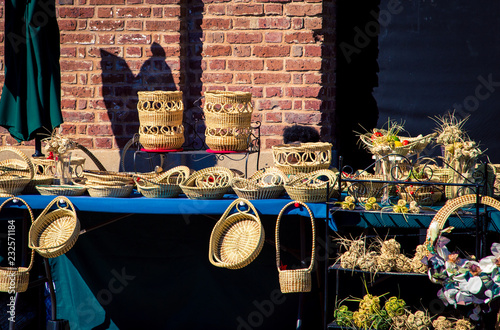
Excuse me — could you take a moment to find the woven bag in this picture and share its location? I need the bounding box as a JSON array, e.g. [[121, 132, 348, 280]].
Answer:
[[0, 198, 35, 293], [209, 198, 265, 269], [29, 196, 80, 258], [275, 201, 316, 293], [137, 91, 185, 150]]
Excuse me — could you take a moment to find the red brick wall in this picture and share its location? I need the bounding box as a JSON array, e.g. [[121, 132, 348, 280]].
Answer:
[[0, 0, 335, 151]]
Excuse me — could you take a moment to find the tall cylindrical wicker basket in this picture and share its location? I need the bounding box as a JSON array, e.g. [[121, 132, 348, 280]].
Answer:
[[203, 91, 253, 151], [137, 91, 185, 150]]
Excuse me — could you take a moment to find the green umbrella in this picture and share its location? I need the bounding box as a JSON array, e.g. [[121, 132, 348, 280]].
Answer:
[[0, 0, 63, 143]]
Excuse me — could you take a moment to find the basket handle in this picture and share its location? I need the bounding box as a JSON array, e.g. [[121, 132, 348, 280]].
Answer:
[[0, 197, 36, 271], [28, 196, 78, 251], [208, 198, 261, 266], [275, 201, 316, 273]]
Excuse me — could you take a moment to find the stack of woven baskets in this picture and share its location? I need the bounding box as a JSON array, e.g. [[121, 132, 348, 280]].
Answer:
[[203, 91, 254, 151], [137, 90, 185, 151], [83, 170, 134, 197], [0, 146, 35, 197]]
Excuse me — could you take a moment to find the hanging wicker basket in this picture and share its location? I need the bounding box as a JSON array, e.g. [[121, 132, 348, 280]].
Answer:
[[134, 166, 191, 198], [180, 166, 234, 199], [29, 196, 80, 258], [137, 90, 185, 150], [209, 198, 265, 269], [0, 198, 35, 293], [203, 91, 254, 151], [276, 201, 316, 293], [272, 142, 332, 175]]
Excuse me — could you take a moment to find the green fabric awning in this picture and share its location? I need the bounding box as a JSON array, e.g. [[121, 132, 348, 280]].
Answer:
[[0, 0, 63, 142]]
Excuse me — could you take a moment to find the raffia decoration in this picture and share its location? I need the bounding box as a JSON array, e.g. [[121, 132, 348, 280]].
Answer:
[[357, 251, 378, 272], [406, 310, 431, 330], [411, 244, 429, 274], [391, 315, 408, 330], [381, 238, 401, 255], [432, 316, 454, 330], [377, 254, 395, 272], [337, 237, 364, 270], [454, 319, 475, 330], [394, 254, 413, 273]]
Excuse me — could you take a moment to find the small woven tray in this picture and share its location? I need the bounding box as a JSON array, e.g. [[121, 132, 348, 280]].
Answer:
[[232, 167, 287, 200], [29, 196, 80, 258], [86, 184, 133, 198], [36, 184, 87, 196], [180, 166, 234, 200], [284, 169, 339, 203], [135, 166, 190, 198], [209, 198, 265, 269], [0, 198, 35, 293]]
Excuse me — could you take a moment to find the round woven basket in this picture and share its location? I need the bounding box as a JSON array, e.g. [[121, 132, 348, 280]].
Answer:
[[209, 198, 265, 269], [137, 90, 185, 150], [0, 147, 35, 196], [134, 166, 190, 198], [203, 91, 253, 151], [29, 196, 80, 258], [272, 142, 332, 175], [180, 166, 234, 200], [284, 169, 339, 203], [0, 198, 35, 293], [276, 201, 316, 293], [232, 167, 287, 200]]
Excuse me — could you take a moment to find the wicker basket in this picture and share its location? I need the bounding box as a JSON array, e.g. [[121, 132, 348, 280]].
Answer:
[[83, 170, 134, 185], [398, 184, 443, 206], [31, 156, 86, 177], [276, 201, 316, 293], [344, 173, 387, 201], [29, 196, 80, 258], [209, 198, 265, 269], [180, 166, 234, 200], [0, 198, 35, 293], [359, 132, 435, 157], [232, 167, 287, 200], [0, 147, 35, 196], [36, 184, 87, 196], [284, 169, 339, 203], [135, 166, 191, 198], [137, 91, 185, 150], [272, 142, 332, 175], [86, 184, 133, 198], [203, 91, 253, 151]]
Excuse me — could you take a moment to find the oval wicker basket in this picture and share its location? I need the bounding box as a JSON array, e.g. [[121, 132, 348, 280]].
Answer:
[[83, 170, 134, 185], [36, 184, 87, 196], [0, 147, 35, 196], [29, 196, 80, 258], [276, 201, 316, 293], [232, 167, 287, 200], [86, 184, 133, 198], [284, 169, 339, 203], [0, 198, 35, 293], [272, 142, 332, 175], [209, 198, 265, 269], [135, 166, 191, 198], [180, 166, 234, 200]]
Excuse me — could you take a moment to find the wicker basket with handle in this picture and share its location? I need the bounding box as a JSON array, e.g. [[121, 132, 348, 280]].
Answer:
[[284, 169, 339, 203], [180, 166, 234, 199], [276, 201, 316, 293], [0, 147, 35, 197], [232, 167, 287, 200], [29, 196, 80, 258], [134, 166, 191, 198], [0, 198, 35, 293], [209, 198, 265, 269]]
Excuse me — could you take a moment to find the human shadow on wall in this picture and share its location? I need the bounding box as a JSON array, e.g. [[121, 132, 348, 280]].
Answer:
[[100, 42, 177, 171]]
